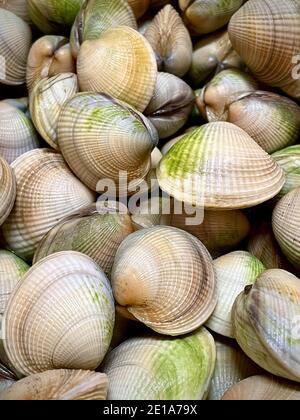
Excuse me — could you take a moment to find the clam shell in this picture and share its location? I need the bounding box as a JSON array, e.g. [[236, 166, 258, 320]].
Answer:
[[111, 226, 216, 336], [128, 0, 150, 18], [272, 145, 300, 200], [206, 251, 265, 338], [0, 370, 108, 400], [157, 122, 285, 209], [102, 328, 216, 400], [228, 0, 300, 99], [1, 149, 96, 261], [0, 0, 30, 23], [0, 157, 16, 227], [273, 187, 300, 271], [222, 375, 300, 400], [33, 202, 134, 276], [0, 9, 31, 85], [232, 269, 300, 382], [3, 251, 115, 376], [77, 26, 157, 112], [144, 5, 192, 77], [57, 93, 158, 193]]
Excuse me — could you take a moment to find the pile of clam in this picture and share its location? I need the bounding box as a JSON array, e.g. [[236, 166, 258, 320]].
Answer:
[[0, 0, 300, 401]]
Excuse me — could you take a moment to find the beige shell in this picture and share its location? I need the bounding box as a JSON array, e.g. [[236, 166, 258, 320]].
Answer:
[[77, 26, 157, 112], [232, 269, 300, 382], [128, 0, 150, 18], [102, 328, 216, 400], [0, 102, 40, 164], [57, 93, 158, 193], [144, 5, 192, 77], [0, 157, 16, 227], [222, 375, 300, 400], [26, 36, 75, 93], [1, 149, 96, 261], [208, 335, 260, 400], [111, 226, 216, 336], [144, 72, 195, 139], [205, 251, 265, 338], [0, 370, 108, 400], [272, 145, 300, 200], [228, 0, 300, 99], [0, 0, 30, 23], [30, 73, 78, 150], [157, 122, 285, 209], [3, 251, 115, 376], [33, 202, 134, 276], [0, 9, 32, 85], [273, 187, 300, 271]]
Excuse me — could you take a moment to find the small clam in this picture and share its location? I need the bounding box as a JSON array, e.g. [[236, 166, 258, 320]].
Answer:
[[30, 73, 79, 150], [102, 328, 216, 400], [0, 9, 32, 86], [0, 370, 108, 400], [144, 5, 192, 77], [0, 101, 40, 163], [0, 157, 16, 227], [111, 226, 216, 336], [144, 72, 195, 139], [232, 269, 300, 382], [77, 26, 157, 112], [222, 375, 300, 400], [34, 202, 134, 276], [157, 122, 285, 209], [206, 251, 265, 338], [272, 145, 300, 200], [58, 93, 158, 193], [3, 251, 115, 376], [0, 0, 30, 23], [1, 149, 96, 261], [128, 0, 150, 18], [273, 187, 300, 271]]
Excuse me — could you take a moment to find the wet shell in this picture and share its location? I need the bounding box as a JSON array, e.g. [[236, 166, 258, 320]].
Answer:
[[272, 145, 300, 200], [0, 9, 32, 85], [111, 226, 217, 336], [232, 269, 300, 382], [205, 251, 265, 338], [0, 370, 108, 400], [102, 328, 216, 400], [3, 252, 115, 376], [157, 122, 285, 209], [228, 0, 300, 99], [144, 5, 192, 77], [77, 26, 157, 112], [1, 149, 96, 261], [0, 157, 16, 227]]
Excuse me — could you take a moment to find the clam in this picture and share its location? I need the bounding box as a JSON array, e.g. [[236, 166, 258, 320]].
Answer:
[[222, 375, 300, 400], [0, 9, 32, 85], [228, 0, 300, 99], [232, 269, 300, 382], [225, 91, 300, 154], [1, 149, 96, 261], [0, 370, 108, 400], [208, 335, 260, 400], [3, 251, 115, 376], [128, 0, 150, 18], [0, 0, 30, 23], [196, 69, 258, 122], [272, 145, 300, 200], [0, 101, 40, 163], [27, 0, 85, 34], [144, 5, 192, 77], [77, 26, 157, 112], [102, 328, 216, 400], [188, 30, 243, 87], [157, 122, 285, 209], [0, 157, 16, 227], [71, 0, 137, 58], [26, 36, 76, 93], [144, 72, 195, 139], [273, 187, 300, 271], [29, 73, 79, 150], [179, 0, 245, 35], [111, 226, 216, 336], [34, 202, 134, 276], [206, 251, 265, 338], [57, 93, 158, 193]]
